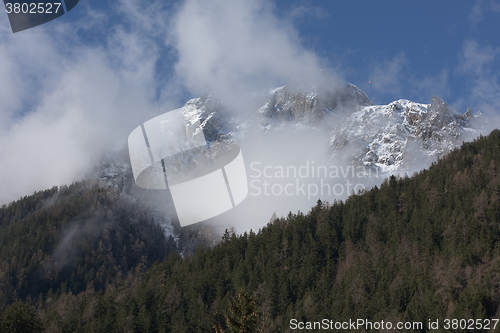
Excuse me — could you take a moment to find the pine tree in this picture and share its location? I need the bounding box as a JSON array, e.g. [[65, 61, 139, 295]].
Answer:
[[214, 290, 263, 333], [0, 301, 44, 333]]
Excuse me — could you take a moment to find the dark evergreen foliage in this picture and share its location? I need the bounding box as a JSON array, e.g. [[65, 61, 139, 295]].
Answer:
[[1, 129, 500, 332], [0, 301, 44, 332], [214, 290, 263, 333], [0, 180, 177, 308]]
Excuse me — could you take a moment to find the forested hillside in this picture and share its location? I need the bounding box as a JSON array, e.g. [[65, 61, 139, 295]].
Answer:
[[1, 130, 500, 332], [0, 180, 177, 308]]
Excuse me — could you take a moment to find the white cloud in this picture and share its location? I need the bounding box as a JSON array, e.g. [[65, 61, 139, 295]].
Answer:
[[470, 0, 500, 26], [458, 39, 499, 76], [170, 0, 332, 110], [457, 39, 500, 116], [368, 53, 451, 104], [369, 53, 407, 97], [0, 15, 164, 204], [287, 3, 329, 23], [409, 69, 450, 103], [0, 0, 336, 206]]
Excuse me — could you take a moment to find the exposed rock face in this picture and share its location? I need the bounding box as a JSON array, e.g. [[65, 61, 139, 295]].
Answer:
[[185, 95, 235, 143], [96, 85, 480, 190], [91, 83, 482, 236], [259, 83, 373, 126], [329, 96, 477, 172]]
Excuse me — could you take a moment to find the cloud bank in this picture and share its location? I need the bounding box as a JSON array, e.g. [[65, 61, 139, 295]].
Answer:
[[368, 53, 450, 104], [0, 4, 166, 204], [2, 0, 496, 235], [0, 0, 333, 206], [457, 39, 500, 115], [171, 0, 328, 105]]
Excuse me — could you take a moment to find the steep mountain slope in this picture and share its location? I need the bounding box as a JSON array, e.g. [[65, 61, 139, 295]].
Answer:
[[90, 82, 482, 237], [0, 180, 177, 307], [175, 85, 478, 173], [97, 82, 479, 186], [25, 129, 500, 332], [259, 83, 373, 126]]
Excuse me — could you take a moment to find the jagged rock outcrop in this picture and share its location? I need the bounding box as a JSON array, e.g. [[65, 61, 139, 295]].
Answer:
[[329, 96, 478, 171], [95, 85, 481, 209], [97, 85, 480, 180], [259, 83, 373, 126]]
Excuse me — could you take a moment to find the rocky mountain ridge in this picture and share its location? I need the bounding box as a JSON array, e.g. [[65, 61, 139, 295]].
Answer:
[[97, 82, 481, 182], [330, 95, 479, 172], [259, 83, 373, 127]]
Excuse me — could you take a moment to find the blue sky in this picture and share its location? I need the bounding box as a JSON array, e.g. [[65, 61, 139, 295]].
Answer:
[[272, 0, 500, 108], [4, 0, 499, 108], [0, 0, 499, 204]]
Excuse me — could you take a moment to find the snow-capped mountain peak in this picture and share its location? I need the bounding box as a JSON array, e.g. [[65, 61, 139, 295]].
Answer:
[[330, 95, 478, 172], [96, 83, 481, 186]]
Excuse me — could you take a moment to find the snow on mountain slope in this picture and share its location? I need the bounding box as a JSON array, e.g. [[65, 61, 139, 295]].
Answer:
[[97, 84, 481, 182], [330, 96, 478, 172], [93, 81, 485, 231], [88, 81, 486, 236]]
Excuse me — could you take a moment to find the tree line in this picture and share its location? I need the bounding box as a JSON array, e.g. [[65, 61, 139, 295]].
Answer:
[[1, 129, 500, 332]]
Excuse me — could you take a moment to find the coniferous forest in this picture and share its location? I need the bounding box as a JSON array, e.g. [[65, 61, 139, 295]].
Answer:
[[1, 129, 500, 332]]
